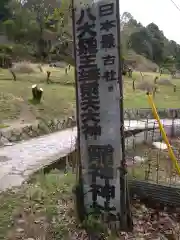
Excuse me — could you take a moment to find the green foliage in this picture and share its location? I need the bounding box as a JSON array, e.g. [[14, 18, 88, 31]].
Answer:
[[2, 0, 180, 70], [0, 0, 11, 20], [0, 0, 72, 61], [121, 13, 180, 71], [82, 214, 106, 234], [0, 171, 77, 239], [0, 44, 12, 54], [0, 43, 32, 60], [2, 19, 16, 37], [0, 46, 12, 68]]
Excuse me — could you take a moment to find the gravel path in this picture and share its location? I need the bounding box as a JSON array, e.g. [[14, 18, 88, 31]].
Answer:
[[0, 119, 179, 192], [0, 127, 76, 191]]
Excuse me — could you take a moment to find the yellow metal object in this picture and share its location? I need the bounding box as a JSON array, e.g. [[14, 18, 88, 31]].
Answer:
[[146, 92, 180, 176]]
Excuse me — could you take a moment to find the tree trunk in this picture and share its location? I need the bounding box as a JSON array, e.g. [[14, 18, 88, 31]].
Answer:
[[32, 85, 43, 103], [32, 84, 38, 100]]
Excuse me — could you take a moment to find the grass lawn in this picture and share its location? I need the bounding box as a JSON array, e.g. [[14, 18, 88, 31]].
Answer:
[[124, 72, 180, 108], [0, 171, 80, 240], [0, 80, 75, 120], [0, 65, 75, 123], [0, 65, 180, 125], [0, 169, 179, 239], [0, 170, 122, 240]]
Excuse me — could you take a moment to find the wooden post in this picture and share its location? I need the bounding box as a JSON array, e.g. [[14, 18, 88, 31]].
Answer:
[[46, 71, 51, 84], [65, 155, 71, 172], [32, 84, 38, 100], [36, 88, 43, 103], [173, 84, 176, 92], [132, 79, 135, 91], [128, 68, 132, 78], [153, 86, 157, 97], [154, 76, 158, 84], [10, 69, 16, 81]]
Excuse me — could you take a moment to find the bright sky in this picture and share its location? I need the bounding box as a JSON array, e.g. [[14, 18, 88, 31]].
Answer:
[[120, 0, 180, 43]]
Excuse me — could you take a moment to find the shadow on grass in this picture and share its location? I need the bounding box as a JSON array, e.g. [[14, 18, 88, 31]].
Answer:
[[28, 98, 41, 105]]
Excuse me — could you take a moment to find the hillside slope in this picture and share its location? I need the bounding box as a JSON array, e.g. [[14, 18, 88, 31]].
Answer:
[[125, 50, 158, 72], [121, 12, 180, 72]]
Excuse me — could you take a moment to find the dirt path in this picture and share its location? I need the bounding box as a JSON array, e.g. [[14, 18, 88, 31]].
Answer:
[[2, 98, 38, 131]]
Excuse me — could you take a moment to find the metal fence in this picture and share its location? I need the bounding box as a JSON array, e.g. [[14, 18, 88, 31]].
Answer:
[[123, 111, 180, 208], [63, 108, 180, 208]]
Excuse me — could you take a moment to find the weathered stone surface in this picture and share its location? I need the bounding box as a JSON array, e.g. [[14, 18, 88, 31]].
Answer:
[[1, 131, 12, 141], [16, 228, 24, 233], [134, 156, 146, 163], [21, 133, 31, 141], [17, 219, 26, 224], [37, 122, 50, 134], [0, 136, 10, 146], [0, 116, 76, 146]]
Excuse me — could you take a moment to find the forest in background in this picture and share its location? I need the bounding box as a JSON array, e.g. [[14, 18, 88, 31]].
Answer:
[[121, 12, 180, 72], [0, 0, 180, 72]]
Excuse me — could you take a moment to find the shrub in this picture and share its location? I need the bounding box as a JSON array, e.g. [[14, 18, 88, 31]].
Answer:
[[0, 44, 12, 54], [0, 53, 12, 68]]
